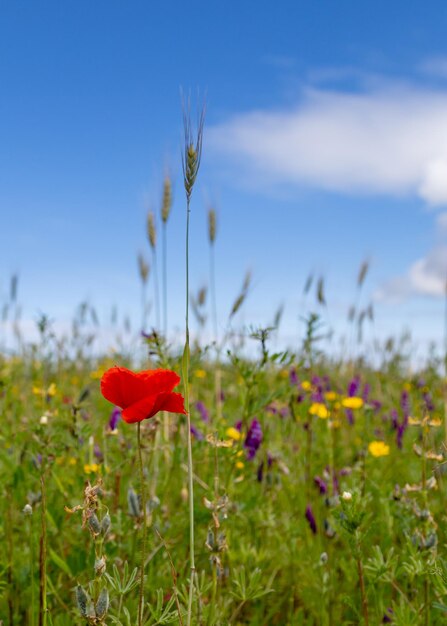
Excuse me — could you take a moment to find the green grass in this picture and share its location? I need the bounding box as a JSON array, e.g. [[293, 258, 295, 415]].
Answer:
[[2, 327, 447, 625]]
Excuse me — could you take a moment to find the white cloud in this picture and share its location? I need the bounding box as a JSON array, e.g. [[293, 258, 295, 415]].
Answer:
[[209, 85, 447, 205], [377, 244, 447, 301]]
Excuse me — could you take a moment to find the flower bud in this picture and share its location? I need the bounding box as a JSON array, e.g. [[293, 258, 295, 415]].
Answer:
[[23, 503, 33, 516], [342, 491, 352, 501]]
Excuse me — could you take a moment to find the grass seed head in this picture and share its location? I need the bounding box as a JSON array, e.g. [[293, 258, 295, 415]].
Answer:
[[138, 253, 150, 284], [208, 208, 217, 244], [161, 175, 172, 223], [147, 211, 156, 249], [182, 95, 205, 202]]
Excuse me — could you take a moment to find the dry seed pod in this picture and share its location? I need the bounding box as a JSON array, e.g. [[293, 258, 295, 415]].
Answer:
[[95, 588, 109, 618], [95, 555, 107, 577], [76, 585, 89, 617], [127, 487, 140, 517], [100, 513, 111, 536], [88, 512, 101, 536]]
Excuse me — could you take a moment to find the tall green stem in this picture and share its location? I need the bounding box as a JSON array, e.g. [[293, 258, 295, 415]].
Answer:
[[137, 422, 147, 626], [39, 473, 47, 626], [152, 248, 161, 331], [185, 195, 195, 626], [162, 221, 168, 337]]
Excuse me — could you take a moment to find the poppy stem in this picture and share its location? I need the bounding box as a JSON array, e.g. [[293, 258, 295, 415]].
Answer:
[[137, 422, 147, 626]]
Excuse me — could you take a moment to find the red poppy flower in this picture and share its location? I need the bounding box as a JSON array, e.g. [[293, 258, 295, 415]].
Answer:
[[100, 366, 187, 424]]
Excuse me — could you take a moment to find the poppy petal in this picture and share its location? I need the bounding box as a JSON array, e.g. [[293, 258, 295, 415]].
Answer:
[[122, 392, 187, 424], [151, 391, 187, 416], [122, 395, 157, 424], [137, 369, 181, 393], [100, 367, 148, 408]]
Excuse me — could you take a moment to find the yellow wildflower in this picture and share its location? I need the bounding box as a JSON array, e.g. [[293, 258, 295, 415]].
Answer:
[[408, 417, 420, 426], [84, 463, 100, 474], [47, 383, 57, 397], [429, 418, 441, 427], [235, 461, 245, 469], [226, 427, 242, 441], [301, 380, 311, 391], [325, 391, 337, 401], [195, 369, 207, 379], [342, 397, 364, 410], [368, 441, 390, 457], [309, 403, 329, 419], [68, 457, 78, 466]]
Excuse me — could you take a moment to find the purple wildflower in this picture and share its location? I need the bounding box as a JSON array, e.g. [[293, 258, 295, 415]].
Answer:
[[109, 406, 121, 431], [345, 408, 354, 425], [289, 367, 299, 386], [400, 390, 410, 417], [195, 401, 209, 423], [322, 375, 331, 391], [305, 504, 317, 534], [362, 383, 370, 403], [235, 420, 242, 432], [244, 419, 263, 460], [371, 399, 382, 412], [396, 417, 408, 450], [257, 453, 274, 482], [190, 424, 204, 441], [423, 391, 434, 412], [314, 476, 328, 494], [94, 444, 103, 461], [348, 376, 361, 397], [311, 375, 324, 403], [390, 409, 399, 430]]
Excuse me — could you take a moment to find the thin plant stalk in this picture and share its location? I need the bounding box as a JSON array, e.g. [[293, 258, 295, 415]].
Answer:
[[184, 194, 195, 625], [209, 215, 222, 422], [357, 553, 369, 626], [162, 220, 168, 337], [152, 248, 161, 331], [137, 422, 147, 626], [29, 512, 36, 626], [181, 95, 204, 626], [39, 473, 47, 626]]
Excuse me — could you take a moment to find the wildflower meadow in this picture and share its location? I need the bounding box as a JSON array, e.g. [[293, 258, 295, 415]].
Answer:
[[3, 111, 447, 626]]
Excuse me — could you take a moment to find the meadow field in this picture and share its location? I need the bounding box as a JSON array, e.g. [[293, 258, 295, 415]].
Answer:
[[3, 121, 447, 626]]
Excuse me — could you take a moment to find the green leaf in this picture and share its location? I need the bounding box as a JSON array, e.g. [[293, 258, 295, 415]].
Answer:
[[49, 548, 72, 577]]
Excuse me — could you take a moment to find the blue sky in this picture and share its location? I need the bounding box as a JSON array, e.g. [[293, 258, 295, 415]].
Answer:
[[2, 1, 447, 357]]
